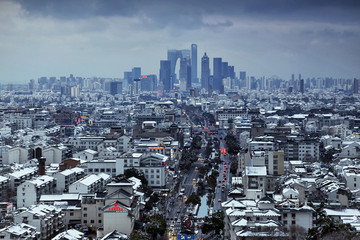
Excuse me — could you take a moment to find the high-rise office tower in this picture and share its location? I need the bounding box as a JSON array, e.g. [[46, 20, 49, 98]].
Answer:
[[221, 62, 229, 79], [213, 58, 222, 92], [240, 71, 246, 81], [110, 81, 123, 95], [134, 78, 141, 95], [179, 55, 191, 89], [167, 49, 190, 84], [228, 66, 235, 79], [124, 71, 132, 89], [191, 44, 197, 84], [130, 67, 141, 86], [160, 60, 171, 91], [140, 74, 157, 91], [201, 52, 210, 90], [186, 63, 192, 90], [354, 78, 359, 94], [300, 79, 304, 93]]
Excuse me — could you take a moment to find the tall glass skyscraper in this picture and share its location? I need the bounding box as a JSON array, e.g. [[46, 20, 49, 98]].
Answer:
[[160, 60, 171, 91], [213, 57, 222, 92], [191, 44, 197, 84], [201, 52, 210, 90]]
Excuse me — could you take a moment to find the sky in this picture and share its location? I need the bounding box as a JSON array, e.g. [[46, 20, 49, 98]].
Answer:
[[0, 0, 360, 84]]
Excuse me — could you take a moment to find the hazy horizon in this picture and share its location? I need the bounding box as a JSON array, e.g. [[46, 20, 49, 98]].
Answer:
[[1, 0, 360, 84]]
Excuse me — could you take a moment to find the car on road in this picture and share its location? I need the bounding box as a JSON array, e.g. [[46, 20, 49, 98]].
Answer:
[[218, 199, 222, 202]]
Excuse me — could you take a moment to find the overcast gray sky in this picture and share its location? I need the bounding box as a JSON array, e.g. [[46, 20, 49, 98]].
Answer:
[[1, 0, 360, 84]]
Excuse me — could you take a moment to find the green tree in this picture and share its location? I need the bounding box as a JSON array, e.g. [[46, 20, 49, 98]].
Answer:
[[307, 204, 358, 240], [130, 230, 152, 240], [122, 168, 148, 186], [144, 214, 167, 240], [230, 161, 238, 175], [186, 193, 201, 205], [225, 133, 240, 155], [201, 212, 224, 235], [206, 170, 219, 192], [179, 150, 197, 170], [191, 135, 202, 150]]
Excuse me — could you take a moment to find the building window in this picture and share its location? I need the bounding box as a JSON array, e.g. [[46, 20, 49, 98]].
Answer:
[[83, 214, 87, 217], [292, 220, 296, 225], [283, 220, 287, 225], [283, 213, 287, 218], [84, 220, 87, 224], [98, 213, 102, 217], [70, 212, 74, 216], [91, 220, 94, 223], [84, 207, 87, 211], [99, 220, 102, 223], [292, 213, 296, 218]]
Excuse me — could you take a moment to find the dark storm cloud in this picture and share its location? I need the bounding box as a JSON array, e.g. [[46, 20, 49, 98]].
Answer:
[[13, 0, 360, 30]]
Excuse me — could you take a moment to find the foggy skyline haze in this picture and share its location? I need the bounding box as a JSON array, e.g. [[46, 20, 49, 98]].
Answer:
[[0, 0, 360, 84]]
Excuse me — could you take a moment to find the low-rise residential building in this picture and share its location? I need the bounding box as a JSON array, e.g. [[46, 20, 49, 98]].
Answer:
[[242, 166, 267, 200], [0, 223, 39, 239], [53, 167, 85, 193], [17, 175, 56, 207], [13, 204, 65, 240], [52, 229, 86, 240], [8, 167, 37, 189], [83, 159, 122, 178], [68, 174, 110, 194]]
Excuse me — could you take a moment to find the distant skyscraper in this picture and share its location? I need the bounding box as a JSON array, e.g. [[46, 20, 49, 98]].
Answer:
[[240, 71, 246, 81], [130, 67, 141, 86], [213, 58, 222, 92], [186, 63, 192, 90], [354, 78, 359, 94], [124, 71, 132, 89], [221, 62, 229, 79], [134, 78, 141, 95], [179, 55, 192, 90], [191, 44, 197, 84], [140, 74, 157, 91], [167, 49, 190, 83], [300, 79, 304, 93], [228, 66, 235, 79], [201, 52, 210, 90], [160, 60, 171, 91], [110, 81, 122, 95]]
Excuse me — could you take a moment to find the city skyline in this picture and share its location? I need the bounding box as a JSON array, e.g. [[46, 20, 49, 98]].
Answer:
[[0, 0, 360, 84]]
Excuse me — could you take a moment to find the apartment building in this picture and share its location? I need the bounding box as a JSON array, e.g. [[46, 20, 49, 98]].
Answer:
[[17, 175, 56, 207]]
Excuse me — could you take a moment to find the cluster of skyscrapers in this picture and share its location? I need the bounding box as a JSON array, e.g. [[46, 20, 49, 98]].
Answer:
[[159, 43, 236, 94]]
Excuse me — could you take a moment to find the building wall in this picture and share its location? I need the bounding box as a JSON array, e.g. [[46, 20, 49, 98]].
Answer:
[[43, 148, 62, 165], [103, 210, 133, 236], [82, 199, 104, 229], [8, 147, 29, 164], [17, 183, 37, 207]]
